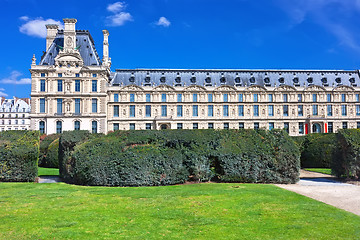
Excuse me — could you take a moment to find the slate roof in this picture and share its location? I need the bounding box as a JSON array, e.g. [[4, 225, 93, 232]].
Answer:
[[111, 69, 360, 89], [40, 30, 101, 66]]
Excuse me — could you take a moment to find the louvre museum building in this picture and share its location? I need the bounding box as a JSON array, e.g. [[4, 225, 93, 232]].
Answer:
[[30, 19, 360, 136]]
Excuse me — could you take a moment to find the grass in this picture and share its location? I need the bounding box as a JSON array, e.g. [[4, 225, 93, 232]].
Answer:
[[304, 168, 332, 175], [1, 183, 360, 239], [38, 167, 59, 177]]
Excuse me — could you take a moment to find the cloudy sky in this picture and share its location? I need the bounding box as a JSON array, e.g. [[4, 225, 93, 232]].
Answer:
[[1, 0, 360, 98]]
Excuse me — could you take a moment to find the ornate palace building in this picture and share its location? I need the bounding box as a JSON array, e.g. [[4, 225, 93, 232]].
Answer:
[[30, 19, 360, 136]]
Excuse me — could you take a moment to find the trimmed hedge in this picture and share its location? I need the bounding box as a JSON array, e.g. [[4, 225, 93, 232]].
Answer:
[[293, 134, 337, 168], [39, 134, 60, 168], [61, 129, 300, 186], [333, 129, 360, 179], [0, 131, 40, 182]]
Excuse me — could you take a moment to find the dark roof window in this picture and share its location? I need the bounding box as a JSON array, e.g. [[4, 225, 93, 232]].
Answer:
[[220, 77, 226, 84], [160, 76, 166, 83], [279, 77, 285, 84], [264, 77, 270, 84], [293, 77, 299, 83], [175, 76, 181, 83], [145, 76, 151, 83], [129, 76, 135, 83], [190, 76, 196, 84], [335, 77, 342, 83], [321, 77, 327, 84], [249, 77, 255, 84], [349, 77, 355, 84], [307, 77, 313, 83], [235, 77, 241, 83], [205, 77, 211, 83]]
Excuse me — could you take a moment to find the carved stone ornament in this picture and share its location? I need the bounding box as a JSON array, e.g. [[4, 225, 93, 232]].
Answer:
[[66, 37, 73, 47]]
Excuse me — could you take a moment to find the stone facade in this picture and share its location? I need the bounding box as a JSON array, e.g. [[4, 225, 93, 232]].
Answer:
[[0, 97, 31, 131], [30, 19, 360, 136]]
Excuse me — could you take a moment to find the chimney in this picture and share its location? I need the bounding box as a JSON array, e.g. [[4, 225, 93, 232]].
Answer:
[[45, 24, 59, 51], [63, 18, 77, 51], [102, 30, 110, 66]]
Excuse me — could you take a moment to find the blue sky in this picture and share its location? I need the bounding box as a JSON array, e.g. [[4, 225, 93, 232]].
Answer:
[[1, 0, 360, 98]]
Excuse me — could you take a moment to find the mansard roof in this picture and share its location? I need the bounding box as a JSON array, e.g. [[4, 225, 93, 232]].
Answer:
[[110, 69, 360, 89], [0, 98, 30, 113], [40, 30, 101, 66]]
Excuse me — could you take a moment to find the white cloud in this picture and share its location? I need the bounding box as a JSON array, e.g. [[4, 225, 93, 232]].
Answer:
[[156, 17, 171, 27], [19, 17, 63, 38], [0, 71, 31, 85], [106, 12, 133, 26], [106, 1, 133, 26], [0, 88, 8, 97], [107, 2, 125, 13]]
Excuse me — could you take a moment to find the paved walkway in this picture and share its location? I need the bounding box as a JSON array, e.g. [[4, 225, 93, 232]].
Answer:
[[38, 176, 62, 183], [276, 170, 360, 216]]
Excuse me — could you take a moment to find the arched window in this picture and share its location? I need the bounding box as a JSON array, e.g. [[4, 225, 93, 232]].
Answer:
[[56, 121, 62, 134], [74, 121, 80, 130], [39, 121, 45, 134], [92, 121, 97, 133]]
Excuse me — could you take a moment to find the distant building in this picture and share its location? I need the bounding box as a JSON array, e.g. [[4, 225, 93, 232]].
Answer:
[[30, 18, 360, 136], [0, 97, 31, 131]]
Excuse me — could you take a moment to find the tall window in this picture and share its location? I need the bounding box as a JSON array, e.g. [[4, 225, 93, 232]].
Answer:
[[239, 122, 244, 129], [224, 123, 229, 129], [92, 121, 97, 133], [57, 80, 63, 92], [343, 122, 348, 129], [56, 121, 62, 134], [239, 105, 244, 116], [254, 122, 259, 129], [41, 73, 46, 77], [130, 93, 135, 102], [254, 94, 258, 102], [356, 94, 360, 102], [113, 123, 119, 131], [298, 94, 302, 102], [146, 105, 151, 117], [57, 99, 63, 114], [327, 94, 332, 102], [283, 94, 288, 102], [39, 121, 45, 134], [356, 105, 360, 116], [208, 123, 214, 129], [223, 105, 229, 117], [113, 105, 119, 117], [268, 94, 273, 102], [328, 122, 333, 133], [341, 94, 346, 102], [92, 80, 97, 92], [161, 94, 167, 102], [298, 105, 303, 116], [342, 105, 347, 116], [114, 94, 119, 102], [357, 122, 360, 129], [146, 94, 151, 102], [284, 122, 289, 133], [208, 105, 214, 117], [40, 80, 45, 92], [177, 123, 183, 129], [299, 123, 304, 134], [238, 94, 243, 102], [177, 105, 183, 117], [177, 94, 182, 102], [268, 105, 274, 116], [75, 80, 80, 92], [146, 123, 152, 130], [327, 105, 333, 116], [92, 99, 97, 113], [208, 94, 213, 102], [161, 105, 167, 117], [254, 105, 259, 116], [193, 93, 198, 102], [75, 99, 80, 114], [74, 121, 80, 130], [283, 105, 288, 116], [312, 94, 317, 102], [193, 105, 198, 117], [129, 123, 135, 130], [223, 94, 228, 102], [193, 123, 198, 129], [313, 105, 318, 116], [130, 105, 135, 117], [40, 98, 45, 113], [269, 122, 274, 131], [92, 74, 97, 78]]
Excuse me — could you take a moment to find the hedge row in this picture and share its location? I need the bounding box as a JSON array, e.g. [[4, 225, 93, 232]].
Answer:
[[39, 134, 60, 168], [0, 131, 40, 182], [59, 129, 300, 186]]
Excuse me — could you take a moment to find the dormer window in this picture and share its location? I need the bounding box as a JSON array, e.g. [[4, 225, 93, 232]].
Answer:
[[249, 77, 255, 84], [293, 77, 299, 84], [264, 77, 270, 84], [175, 76, 181, 83], [190, 76, 196, 84], [307, 77, 313, 84], [235, 77, 241, 83], [335, 77, 342, 84], [145, 76, 150, 83], [160, 76, 166, 83], [279, 77, 285, 84], [349, 77, 356, 84], [205, 77, 211, 83], [321, 77, 327, 84], [129, 76, 135, 83]]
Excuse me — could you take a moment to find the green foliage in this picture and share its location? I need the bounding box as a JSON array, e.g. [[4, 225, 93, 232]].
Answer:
[[43, 138, 59, 168], [293, 133, 336, 168], [38, 134, 60, 167], [0, 130, 40, 182], [62, 129, 300, 186], [333, 129, 360, 179]]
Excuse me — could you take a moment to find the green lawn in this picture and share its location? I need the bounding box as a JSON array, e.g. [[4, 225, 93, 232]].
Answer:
[[0, 183, 359, 240], [38, 167, 59, 177], [304, 168, 332, 175]]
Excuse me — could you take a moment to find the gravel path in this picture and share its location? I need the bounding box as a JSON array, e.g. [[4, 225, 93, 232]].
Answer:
[[276, 170, 360, 216], [37, 176, 62, 183]]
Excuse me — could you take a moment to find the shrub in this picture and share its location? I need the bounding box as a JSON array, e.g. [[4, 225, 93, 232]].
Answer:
[[38, 134, 60, 167], [332, 129, 360, 179], [0, 131, 40, 182], [296, 134, 337, 168], [62, 129, 300, 186]]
